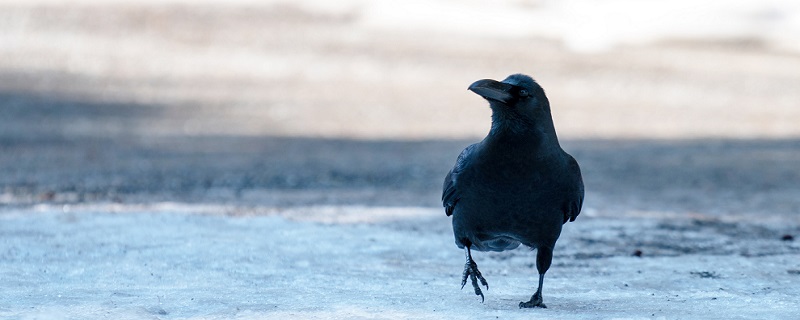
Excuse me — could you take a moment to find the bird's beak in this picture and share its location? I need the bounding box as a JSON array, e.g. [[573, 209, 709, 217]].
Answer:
[[468, 79, 514, 104]]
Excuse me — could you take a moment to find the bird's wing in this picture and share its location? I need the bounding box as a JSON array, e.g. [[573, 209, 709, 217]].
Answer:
[[564, 153, 584, 223], [443, 143, 478, 216]]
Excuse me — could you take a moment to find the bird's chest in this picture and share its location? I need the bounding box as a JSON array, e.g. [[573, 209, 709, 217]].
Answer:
[[463, 162, 559, 203], [471, 153, 554, 184]]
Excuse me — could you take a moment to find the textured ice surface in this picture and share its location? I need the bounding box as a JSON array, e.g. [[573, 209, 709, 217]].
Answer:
[[2, 205, 799, 319]]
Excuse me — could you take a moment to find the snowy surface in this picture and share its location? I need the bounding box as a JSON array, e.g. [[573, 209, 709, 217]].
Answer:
[[2, 204, 799, 319], [4, 0, 799, 54], [3, 1, 800, 140]]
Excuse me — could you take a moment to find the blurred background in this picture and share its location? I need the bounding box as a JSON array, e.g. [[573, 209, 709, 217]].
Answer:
[[2, 0, 799, 219]]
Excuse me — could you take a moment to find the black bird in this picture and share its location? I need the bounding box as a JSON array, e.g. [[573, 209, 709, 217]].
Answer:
[[442, 74, 584, 308]]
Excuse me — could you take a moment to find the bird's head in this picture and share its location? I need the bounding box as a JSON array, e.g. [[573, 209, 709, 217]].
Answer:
[[468, 74, 552, 134], [468, 74, 547, 111]]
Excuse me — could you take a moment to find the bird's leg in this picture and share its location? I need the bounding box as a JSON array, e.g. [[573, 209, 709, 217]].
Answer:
[[461, 245, 489, 302], [519, 246, 552, 308], [519, 274, 546, 308]]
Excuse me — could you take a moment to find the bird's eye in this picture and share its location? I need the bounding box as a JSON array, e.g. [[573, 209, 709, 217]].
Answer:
[[518, 89, 529, 97]]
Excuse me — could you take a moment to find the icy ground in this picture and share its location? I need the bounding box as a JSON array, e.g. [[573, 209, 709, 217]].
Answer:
[[2, 204, 799, 319]]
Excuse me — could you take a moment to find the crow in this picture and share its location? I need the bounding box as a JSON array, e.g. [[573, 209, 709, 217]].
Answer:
[[442, 74, 584, 308]]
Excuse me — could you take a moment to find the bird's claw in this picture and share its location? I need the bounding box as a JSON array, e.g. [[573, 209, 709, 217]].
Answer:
[[461, 259, 488, 302], [519, 292, 546, 309]]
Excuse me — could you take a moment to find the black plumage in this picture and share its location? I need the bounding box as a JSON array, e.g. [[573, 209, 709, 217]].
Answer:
[[443, 74, 584, 308]]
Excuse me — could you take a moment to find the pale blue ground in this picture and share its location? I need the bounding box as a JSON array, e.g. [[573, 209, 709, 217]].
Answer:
[[2, 205, 799, 319]]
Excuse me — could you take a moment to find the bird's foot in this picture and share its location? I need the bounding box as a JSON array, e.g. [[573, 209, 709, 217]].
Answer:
[[461, 259, 489, 302], [519, 292, 546, 309]]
